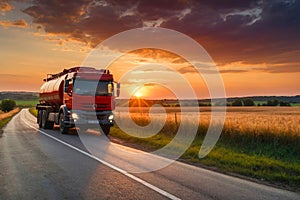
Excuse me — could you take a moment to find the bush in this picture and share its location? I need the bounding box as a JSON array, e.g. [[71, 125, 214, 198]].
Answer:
[[243, 99, 255, 106], [279, 101, 291, 106], [0, 99, 16, 112], [232, 99, 243, 106], [267, 99, 279, 106]]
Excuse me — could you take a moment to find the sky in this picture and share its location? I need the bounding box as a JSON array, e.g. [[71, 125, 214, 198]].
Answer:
[[0, 0, 299, 99]]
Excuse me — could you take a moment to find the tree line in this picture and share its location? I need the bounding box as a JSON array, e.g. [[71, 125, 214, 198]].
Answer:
[[230, 99, 291, 107]]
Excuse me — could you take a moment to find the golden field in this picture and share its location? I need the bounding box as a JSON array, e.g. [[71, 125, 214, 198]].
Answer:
[[115, 106, 300, 138]]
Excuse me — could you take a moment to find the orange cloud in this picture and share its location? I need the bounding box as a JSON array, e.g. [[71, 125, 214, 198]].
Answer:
[[0, 1, 13, 16], [217, 61, 300, 74], [0, 19, 28, 28]]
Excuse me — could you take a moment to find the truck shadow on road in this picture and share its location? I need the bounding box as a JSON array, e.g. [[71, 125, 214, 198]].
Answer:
[[51, 125, 106, 137]]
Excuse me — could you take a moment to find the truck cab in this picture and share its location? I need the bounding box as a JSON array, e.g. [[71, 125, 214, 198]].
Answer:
[[36, 67, 119, 135]]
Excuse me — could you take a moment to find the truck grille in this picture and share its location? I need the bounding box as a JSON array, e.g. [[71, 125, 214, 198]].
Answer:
[[82, 103, 109, 109], [84, 114, 107, 120]]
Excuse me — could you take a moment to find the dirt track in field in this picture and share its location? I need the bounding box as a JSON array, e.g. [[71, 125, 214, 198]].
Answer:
[[0, 108, 20, 121]]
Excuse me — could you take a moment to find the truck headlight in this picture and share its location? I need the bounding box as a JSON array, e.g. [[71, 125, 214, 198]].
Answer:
[[108, 115, 114, 120], [72, 113, 79, 120]]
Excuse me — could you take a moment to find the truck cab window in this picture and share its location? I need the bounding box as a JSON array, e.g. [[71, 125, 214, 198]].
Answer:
[[96, 81, 114, 96], [74, 79, 113, 96], [108, 82, 113, 96]]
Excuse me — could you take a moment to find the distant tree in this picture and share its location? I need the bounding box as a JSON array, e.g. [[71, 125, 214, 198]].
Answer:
[[257, 103, 261, 106], [266, 100, 272, 106], [279, 101, 291, 106], [232, 99, 243, 106], [0, 99, 16, 112], [243, 99, 255, 106], [273, 99, 279, 106], [266, 99, 279, 106], [199, 102, 211, 106], [214, 100, 227, 106]]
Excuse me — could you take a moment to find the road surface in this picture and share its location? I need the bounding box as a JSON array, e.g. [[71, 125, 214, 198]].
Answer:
[[0, 109, 299, 199]]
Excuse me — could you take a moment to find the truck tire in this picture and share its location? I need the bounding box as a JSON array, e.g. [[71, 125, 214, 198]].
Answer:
[[59, 112, 69, 134], [38, 110, 43, 128], [100, 125, 110, 136], [42, 110, 54, 129]]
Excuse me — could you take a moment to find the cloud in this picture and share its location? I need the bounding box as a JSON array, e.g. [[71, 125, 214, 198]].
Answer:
[[221, 7, 263, 26], [19, 0, 300, 74], [173, 60, 300, 75], [22, 0, 193, 46], [0, 1, 13, 16], [217, 61, 300, 74], [177, 8, 191, 20], [0, 73, 31, 78], [0, 19, 28, 28], [163, 0, 300, 65], [260, 63, 300, 73], [144, 83, 156, 87], [143, 18, 165, 27], [219, 69, 249, 73], [118, 3, 138, 18]]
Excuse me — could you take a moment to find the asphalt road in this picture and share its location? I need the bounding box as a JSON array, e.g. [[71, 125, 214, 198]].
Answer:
[[0, 109, 299, 200]]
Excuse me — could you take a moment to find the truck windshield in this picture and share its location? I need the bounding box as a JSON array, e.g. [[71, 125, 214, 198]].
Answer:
[[73, 80, 114, 96]]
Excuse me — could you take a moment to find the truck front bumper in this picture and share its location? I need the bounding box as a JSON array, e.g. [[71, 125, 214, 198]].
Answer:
[[66, 110, 114, 128]]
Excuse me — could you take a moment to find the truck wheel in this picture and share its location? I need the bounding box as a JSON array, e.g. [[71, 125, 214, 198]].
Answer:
[[47, 121, 54, 129], [42, 110, 54, 129], [100, 125, 110, 136], [38, 110, 43, 128], [59, 113, 69, 134]]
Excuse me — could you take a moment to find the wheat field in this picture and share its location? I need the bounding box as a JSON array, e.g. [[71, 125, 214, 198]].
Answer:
[[115, 107, 300, 142]]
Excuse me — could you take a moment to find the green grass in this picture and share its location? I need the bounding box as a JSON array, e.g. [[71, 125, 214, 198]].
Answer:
[[29, 107, 38, 117], [15, 100, 38, 108], [199, 146, 300, 186], [254, 100, 267, 105], [0, 99, 38, 108], [0, 116, 14, 129], [0, 110, 20, 129], [110, 123, 300, 189]]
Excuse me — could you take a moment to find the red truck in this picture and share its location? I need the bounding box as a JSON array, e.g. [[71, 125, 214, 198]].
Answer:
[[36, 67, 119, 135]]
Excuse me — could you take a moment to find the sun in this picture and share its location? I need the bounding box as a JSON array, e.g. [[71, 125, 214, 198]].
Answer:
[[134, 92, 142, 98]]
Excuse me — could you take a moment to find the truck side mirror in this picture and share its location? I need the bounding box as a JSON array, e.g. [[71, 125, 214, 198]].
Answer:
[[116, 83, 120, 97], [64, 80, 69, 92], [64, 79, 73, 96]]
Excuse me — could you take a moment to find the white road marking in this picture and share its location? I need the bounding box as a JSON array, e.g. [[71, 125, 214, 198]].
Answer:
[[21, 109, 180, 200]]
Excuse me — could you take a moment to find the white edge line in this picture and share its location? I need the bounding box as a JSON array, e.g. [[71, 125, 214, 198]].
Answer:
[[21, 109, 180, 200]]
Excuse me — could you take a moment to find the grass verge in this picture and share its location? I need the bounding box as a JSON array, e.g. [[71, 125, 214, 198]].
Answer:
[[0, 116, 15, 130], [110, 125, 300, 191], [29, 107, 38, 117], [0, 108, 20, 130]]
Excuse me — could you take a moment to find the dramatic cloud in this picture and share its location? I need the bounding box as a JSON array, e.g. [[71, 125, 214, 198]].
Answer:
[[0, 19, 28, 28], [21, 0, 300, 72], [218, 61, 300, 74]]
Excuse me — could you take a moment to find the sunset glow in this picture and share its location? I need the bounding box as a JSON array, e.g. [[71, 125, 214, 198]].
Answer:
[[134, 92, 142, 98], [0, 1, 299, 98]]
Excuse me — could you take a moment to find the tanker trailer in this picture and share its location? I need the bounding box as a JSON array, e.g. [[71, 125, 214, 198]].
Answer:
[[36, 67, 120, 135]]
